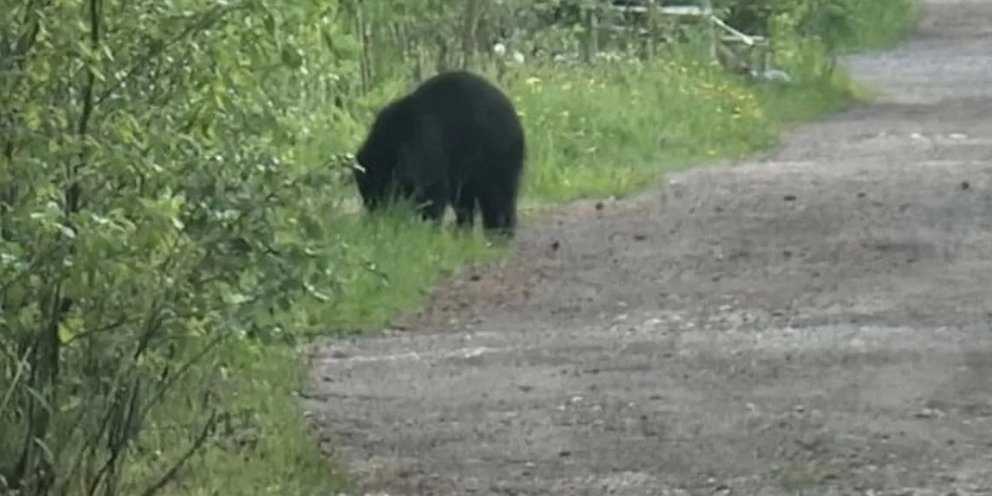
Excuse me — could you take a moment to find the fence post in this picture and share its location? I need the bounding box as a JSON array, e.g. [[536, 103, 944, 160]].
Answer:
[[702, 0, 718, 63], [356, 2, 371, 94], [461, 0, 481, 69], [646, 0, 658, 60], [582, 4, 599, 64]]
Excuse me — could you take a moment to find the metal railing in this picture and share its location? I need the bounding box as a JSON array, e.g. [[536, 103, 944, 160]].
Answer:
[[579, 0, 775, 76]]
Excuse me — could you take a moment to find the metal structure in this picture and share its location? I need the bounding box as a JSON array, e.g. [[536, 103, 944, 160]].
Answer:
[[581, 0, 774, 75]]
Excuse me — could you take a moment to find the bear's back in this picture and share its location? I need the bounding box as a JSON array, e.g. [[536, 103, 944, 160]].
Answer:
[[408, 71, 524, 159]]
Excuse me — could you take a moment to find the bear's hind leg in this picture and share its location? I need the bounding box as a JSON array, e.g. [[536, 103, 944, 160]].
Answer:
[[452, 183, 477, 230]]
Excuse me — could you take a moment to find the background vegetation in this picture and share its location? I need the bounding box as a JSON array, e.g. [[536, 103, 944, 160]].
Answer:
[[1, 0, 917, 494]]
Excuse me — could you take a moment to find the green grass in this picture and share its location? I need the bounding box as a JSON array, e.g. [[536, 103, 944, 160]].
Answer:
[[507, 55, 778, 202], [755, 67, 862, 124], [149, 2, 920, 494], [116, 212, 501, 495], [504, 54, 854, 204], [302, 209, 502, 333], [146, 343, 352, 495], [842, 0, 922, 51]]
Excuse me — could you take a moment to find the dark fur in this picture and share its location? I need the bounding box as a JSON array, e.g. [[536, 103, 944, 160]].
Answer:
[[354, 71, 526, 236]]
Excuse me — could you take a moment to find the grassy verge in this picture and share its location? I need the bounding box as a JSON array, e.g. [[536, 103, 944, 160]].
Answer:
[[161, 1, 919, 494], [299, 211, 501, 333], [510, 55, 777, 202], [504, 57, 855, 204], [145, 343, 351, 495], [143, 214, 498, 495], [843, 0, 922, 51]]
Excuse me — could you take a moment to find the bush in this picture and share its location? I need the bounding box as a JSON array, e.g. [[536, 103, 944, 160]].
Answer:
[[1, 1, 355, 493], [716, 0, 919, 50]]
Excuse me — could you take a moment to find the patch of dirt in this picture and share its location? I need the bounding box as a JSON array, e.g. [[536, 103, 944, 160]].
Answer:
[[306, 1, 992, 494]]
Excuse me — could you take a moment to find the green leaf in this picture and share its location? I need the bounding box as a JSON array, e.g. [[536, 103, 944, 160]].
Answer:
[[321, 28, 335, 52], [263, 11, 277, 36], [224, 291, 251, 305], [280, 45, 303, 69], [58, 316, 83, 344]]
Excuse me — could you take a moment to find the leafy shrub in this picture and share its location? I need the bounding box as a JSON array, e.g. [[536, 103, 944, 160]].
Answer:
[[1, 1, 355, 493]]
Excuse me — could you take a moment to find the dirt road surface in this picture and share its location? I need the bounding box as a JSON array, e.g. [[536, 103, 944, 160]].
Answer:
[[306, 1, 992, 494]]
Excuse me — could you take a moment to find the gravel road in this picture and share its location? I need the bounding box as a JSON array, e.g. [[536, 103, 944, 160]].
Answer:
[[306, 2, 992, 494]]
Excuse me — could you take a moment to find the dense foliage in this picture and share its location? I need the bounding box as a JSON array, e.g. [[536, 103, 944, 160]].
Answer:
[[1, 0, 917, 494], [1, 1, 356, 493]]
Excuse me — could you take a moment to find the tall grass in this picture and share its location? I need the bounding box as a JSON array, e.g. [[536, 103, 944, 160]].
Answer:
[[842, 0, 921, 51], [127, 210, 499, 495], [145, 343, 351, 495], [507, 55, 776, 202], [300, 211, 500, 333]]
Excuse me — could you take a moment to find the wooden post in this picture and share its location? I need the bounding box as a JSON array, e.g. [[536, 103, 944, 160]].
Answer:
[[646, 0, 658, 60], [761, 41, 772, 74], [582, 4, 599, 64], [356, 3, 371, 94], [702, 0, 717, 63], [461, 0, 481, 69]]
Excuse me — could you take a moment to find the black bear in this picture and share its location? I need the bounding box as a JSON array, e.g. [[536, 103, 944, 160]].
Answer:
[[354, 70, 526, 237]]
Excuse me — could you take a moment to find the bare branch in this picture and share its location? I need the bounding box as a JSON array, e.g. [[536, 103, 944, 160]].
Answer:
[[139, 410, 219, 496]]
